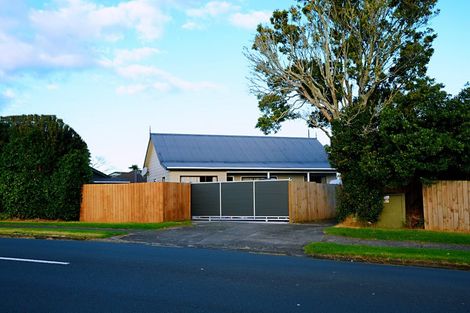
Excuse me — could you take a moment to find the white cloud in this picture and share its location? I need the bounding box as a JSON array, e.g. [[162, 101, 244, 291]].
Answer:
[[168, 77, 219, 92], [0, 32, 35, 71], [116, 64, 221, 92], [185, 3, 270, 30], [153, 82, 172, 92], [46, 84, 59, 90], [38, 52, 89, 67], [100, 47, 160, 67], [115, 47, 160, 64], [30, 0, 170, 41], [2, 88, 15, 99], [117, 64, 166, 78], [229, 11, 271, 29], [0, 0, 224, 97], [0, 0, 170, 76], [181, 21, 204, 30], [116, 84, 148, 95], [186, 1, 238, 18]]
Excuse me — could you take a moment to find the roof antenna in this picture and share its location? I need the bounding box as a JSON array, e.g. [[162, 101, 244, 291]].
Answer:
[[149, 125, 152, 134], [307, 128, 310, 138]]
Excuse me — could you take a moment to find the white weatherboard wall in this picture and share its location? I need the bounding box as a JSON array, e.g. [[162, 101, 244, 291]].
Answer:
[[144, 142, 168, 182]]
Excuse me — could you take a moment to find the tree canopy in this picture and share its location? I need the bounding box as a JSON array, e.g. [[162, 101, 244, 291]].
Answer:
[[0, 115, 91, 220], [246, 0, 470, 224], [247, 0, 438, 136], [328, 82, 470, 222]]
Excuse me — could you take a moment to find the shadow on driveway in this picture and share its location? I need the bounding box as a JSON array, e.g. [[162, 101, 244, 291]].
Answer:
[[115, 221, 334, 256]]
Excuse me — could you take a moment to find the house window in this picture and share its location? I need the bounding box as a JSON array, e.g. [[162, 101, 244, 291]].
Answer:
[[162, 177, 165, 182], [180, 176, 218, 183], [200, 176, 217, 182], [227, 176, 234, 181], [241, 176, 267, 181], [308, 174, 325, 183], [180, 176, 199, 183]]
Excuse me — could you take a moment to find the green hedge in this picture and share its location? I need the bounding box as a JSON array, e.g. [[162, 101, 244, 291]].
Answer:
[[0, 115, 92, 220]]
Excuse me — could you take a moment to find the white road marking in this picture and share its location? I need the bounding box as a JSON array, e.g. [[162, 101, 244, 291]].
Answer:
[[0, 257, 69, 265]]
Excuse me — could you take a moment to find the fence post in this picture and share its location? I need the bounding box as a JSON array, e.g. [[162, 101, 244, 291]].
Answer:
[[253, 180, 256, 218], [219, 182, 222, 218]]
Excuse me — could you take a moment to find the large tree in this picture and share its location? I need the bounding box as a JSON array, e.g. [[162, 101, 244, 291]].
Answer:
[[246, 0, 438, 136]]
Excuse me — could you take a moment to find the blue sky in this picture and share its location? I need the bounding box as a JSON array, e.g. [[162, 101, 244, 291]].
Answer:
[[0, 0, 469, 172]]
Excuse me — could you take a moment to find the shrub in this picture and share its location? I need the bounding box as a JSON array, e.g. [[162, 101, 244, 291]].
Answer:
[[0, 115, 91, 220]]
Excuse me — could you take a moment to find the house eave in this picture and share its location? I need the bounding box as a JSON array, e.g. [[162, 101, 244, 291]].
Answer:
[[165, 166, 336, 172]]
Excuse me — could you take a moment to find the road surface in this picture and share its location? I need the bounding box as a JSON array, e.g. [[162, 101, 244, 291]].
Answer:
[[0, 238, 468, 313]]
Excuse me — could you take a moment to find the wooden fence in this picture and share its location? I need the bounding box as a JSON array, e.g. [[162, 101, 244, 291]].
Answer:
[[80, 182, 191, 223], [288, 181, 338, 222], [423, 181, 469, 232]]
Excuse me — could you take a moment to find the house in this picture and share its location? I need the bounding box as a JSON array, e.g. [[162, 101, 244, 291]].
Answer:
[[143, 133, 337, 183], [91, 168, 130, 184], [109, 171, 146, 183]]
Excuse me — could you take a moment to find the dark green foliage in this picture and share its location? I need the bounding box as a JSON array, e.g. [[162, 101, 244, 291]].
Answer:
[[255, 93, 299, 134], [328, 106, 387, 222], [337, 179, 385, 222], [329, 82, 470, 222], [0, 115, 91, 220], [48, 150, 92, 220], [379, 81, 470, 186]]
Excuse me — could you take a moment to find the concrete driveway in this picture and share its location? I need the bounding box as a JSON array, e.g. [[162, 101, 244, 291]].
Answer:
[[115, 221, 333, 256]]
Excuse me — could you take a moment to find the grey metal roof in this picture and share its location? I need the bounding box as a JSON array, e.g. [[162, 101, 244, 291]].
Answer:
[[150, 133, 333, 170]]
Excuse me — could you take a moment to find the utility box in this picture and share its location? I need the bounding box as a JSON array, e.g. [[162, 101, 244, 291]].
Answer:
[[376, 193, 406, 228]]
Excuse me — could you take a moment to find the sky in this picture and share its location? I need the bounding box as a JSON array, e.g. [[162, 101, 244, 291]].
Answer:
[[0, 0, 469, 173]]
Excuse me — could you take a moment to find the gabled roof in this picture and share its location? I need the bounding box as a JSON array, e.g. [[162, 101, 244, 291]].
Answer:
[[110, 171, 146, 183], [91, 167, 131, 184], [149, 133, 334, 171]]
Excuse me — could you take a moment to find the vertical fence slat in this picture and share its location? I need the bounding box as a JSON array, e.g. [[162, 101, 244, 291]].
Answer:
[[288, 181, 337, 223], [80, 182, 190, 223], [465, 181, 470, 232], [423, 181, 470, 232]]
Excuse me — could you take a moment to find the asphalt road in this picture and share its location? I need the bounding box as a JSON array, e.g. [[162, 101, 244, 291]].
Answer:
[[0, 238, 469, 313]]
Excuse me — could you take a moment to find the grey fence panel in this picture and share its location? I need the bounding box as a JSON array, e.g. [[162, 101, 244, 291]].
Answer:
[[191, 183, 220, 216], [221, 182, 253, 216], [255, 181, 289, 216]]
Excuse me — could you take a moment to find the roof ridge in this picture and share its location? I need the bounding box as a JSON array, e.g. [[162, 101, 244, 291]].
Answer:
[[150, 133, 318, 141]]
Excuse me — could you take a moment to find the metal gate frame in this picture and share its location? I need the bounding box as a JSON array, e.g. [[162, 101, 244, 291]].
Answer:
[[191, 180, 290, 222]]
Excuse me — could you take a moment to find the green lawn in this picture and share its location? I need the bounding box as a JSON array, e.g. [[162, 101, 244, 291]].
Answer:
[[325, 227, 470, 245], [0, 220, 190, 240], [0, 227, 124, 240], [305, 242, 470, 269], [0, 220, 191, 230]]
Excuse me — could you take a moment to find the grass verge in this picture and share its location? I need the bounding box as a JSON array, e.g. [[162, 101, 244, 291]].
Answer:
[[325, 227, 470, 245], [305, 242, 470, 269], [0, 220, 190, 240], [0, 228, 124, 240], [0, 220, 191, 230]]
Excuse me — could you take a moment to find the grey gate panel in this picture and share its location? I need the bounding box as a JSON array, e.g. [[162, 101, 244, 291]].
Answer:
[[221, 182, 253, 216], [255, 181, 289, 216], [191, 180, 290, 221], [191, 183, 220, 216]]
